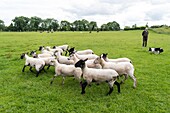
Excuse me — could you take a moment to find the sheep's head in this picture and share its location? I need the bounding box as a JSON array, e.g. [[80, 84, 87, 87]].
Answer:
[[101, 53, 108, 60], [39, 46, 44, 51], [68, 47, 75, 55], [53, 46, 57, 49], [75, 58, 88, 69], [93, 56, 102, 64], [20, 52, 28, 59], [20, 53, 25, 59], [68, 54, 74, 60]]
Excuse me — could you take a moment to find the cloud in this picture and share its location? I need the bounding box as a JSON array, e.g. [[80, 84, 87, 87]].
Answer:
[[0, 0, 170, 28]]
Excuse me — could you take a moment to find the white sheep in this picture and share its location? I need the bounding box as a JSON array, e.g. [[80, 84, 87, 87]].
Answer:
[[101, 53, 132, 63], [68, 53, 101, 69], [50, 59, 82, 85], [75, 59, 120, 95], [54, 51, 74, 65], [20, 53, 45, 77], [72, 52, 98, 60], [53, 44, 69, 51], [30, 50, 53, 58], [39, 46, 54, 56], [67, 47, 94, 55], [94, 56, 137, 88], [46, 46, 63, 54]]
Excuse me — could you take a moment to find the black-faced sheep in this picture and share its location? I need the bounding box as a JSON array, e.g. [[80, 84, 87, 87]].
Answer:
[[75, 59, 120, 95]]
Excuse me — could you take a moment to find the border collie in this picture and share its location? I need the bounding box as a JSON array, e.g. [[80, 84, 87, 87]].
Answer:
[[148, 47, 164, 54]]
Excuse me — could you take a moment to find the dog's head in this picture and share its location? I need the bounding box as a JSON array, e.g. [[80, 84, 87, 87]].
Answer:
[[159, 48, 164, 53]]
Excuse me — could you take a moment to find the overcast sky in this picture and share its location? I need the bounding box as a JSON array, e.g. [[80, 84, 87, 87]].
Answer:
[[1, 0, 170, 28]]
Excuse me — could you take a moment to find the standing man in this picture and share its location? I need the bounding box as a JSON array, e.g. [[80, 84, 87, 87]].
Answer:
[[142, 28, 149, 47]]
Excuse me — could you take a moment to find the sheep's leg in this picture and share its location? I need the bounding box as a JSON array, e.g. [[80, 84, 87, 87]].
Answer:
[[120, 74, 128, 84], [131, 75, 137, 88], [62, 77, 65, 85], [50, 75, 56, 85], [114, 81, 120, 93], [29, 67, 34, 72], [22, 65, 26, 72], [107, 81, 114, 95], [65, 51, 68, 56], [81, 81, 87, 94], [47, 65, 50, 70], [41, 66, 47, 73], [128, 72, 137, 88], [107, 87, 113, 95], [36, 71, 40, 77]]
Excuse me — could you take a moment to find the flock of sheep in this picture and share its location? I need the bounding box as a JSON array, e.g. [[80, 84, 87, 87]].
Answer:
[[20, 44, 137, 95]]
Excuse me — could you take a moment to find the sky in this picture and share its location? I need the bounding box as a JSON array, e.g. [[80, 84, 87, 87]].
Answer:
[[1, 0, 170, 28]]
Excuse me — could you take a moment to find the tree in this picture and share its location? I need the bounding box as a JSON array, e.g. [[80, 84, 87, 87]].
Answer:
[[39, 18, 59, 31], [60, 20, 70, 31], [29, 16, 42, 31], [12, 16, 30, 31], [7, 23, 15, 31], [107, 21, 120, 31], [0, 19, 5, 31], [81, 19, 89, 31], [101, 24, 109, 31], [89, 21, 97, 33]]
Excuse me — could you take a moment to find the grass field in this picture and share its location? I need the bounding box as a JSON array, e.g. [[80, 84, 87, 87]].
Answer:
[[0, 31, 170, 113]]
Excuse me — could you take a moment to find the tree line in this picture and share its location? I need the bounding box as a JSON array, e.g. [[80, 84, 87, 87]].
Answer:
[[0, 16, 120, 32]]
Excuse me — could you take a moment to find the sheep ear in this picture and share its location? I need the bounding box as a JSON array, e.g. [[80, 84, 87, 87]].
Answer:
[[106, 53, 108, 55]]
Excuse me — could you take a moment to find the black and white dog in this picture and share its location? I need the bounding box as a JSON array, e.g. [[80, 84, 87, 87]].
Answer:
[[148, 47, 164, 54]]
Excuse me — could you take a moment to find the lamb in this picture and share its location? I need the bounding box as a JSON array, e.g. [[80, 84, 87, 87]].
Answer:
[[20, 53, 46, 77], [50, 59, 82, 85], [75, 58, 120, 95], [54, 51, 74, 65], [30, 50, 53, 58], [71, 52, 98, 60], [30, 51, 55, 69], [68, 53, 101, 69], [67, 47, 94, 55], [46, 46, 64, 54], [53, 44, 69, 51], [94, 56, 137, 88], [101, 53, 132, 63], [39, 46, 54, 56]]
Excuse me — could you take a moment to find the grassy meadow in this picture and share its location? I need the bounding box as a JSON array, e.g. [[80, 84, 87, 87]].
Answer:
[[0, 30, 170, 113]]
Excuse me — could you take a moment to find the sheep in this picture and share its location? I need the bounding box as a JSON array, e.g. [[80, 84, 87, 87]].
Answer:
[[39, 46, 54, 56], [67, 47, 94, 55], [50, 59, 82, 85], [68, 53, 101, 69], [71, 52, 98, 60], [30, 51, 55, 69], [30, 50, 53, 58], [54, 51, 74, 65], [53, 44, 69, 51], [94, 56, 137, 88], [75, 58, 120, 95], [46, 46, 63, 54], [101, 53, 132, 63], [20, 53, 46, 77]]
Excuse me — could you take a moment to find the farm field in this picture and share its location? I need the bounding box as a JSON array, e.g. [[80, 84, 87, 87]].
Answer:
[[0, 31, 170, 113]]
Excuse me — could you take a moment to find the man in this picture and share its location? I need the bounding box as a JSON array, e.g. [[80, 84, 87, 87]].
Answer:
[[142, 28, 149, 47]]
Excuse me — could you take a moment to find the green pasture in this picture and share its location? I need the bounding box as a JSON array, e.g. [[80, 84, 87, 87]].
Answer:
[[0, 31, 169, 113]]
